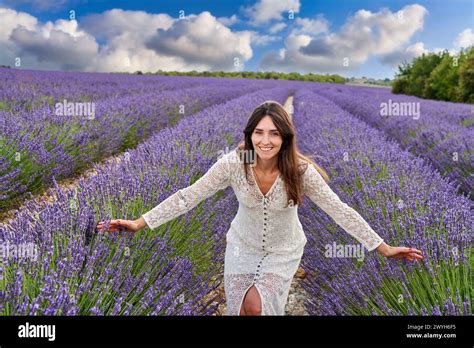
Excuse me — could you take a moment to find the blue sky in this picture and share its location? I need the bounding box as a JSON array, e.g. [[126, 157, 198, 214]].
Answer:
[[0, 0, 472, 78]]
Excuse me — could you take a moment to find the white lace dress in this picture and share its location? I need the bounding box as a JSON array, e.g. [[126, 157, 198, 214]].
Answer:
[[142, 148, 384, 315]]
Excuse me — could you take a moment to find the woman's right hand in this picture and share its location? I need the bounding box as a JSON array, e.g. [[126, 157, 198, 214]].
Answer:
[[96, 218, 143, 233]]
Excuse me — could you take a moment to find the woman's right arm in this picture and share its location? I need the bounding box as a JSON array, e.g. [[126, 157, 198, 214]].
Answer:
[[97, 151, 233, 233], [135, 216, 148, 230], [96, 217, 147, 233], [141, 151, 233, 230]]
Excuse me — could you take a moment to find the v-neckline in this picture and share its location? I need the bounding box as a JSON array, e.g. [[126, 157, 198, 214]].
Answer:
[[250, 165, 280, 197]]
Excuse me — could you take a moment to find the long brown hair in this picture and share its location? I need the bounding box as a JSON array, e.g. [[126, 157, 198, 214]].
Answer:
[[237, 100, 329, 206]]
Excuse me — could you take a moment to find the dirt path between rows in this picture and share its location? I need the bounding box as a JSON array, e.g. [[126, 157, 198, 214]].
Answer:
[[209, 94, 310, 316], [0, 153, 126, 227]]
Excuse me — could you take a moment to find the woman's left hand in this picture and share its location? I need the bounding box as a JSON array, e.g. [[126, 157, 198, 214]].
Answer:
[[376, 242, 423, 262]]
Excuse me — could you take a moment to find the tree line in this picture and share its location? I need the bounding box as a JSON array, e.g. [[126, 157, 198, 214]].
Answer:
[[139, 70, 346, 84], [392, 46, 474, 103]]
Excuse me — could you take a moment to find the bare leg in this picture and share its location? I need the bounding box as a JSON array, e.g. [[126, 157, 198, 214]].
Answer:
[[239, 304, 246, 315], [239, 285, 262, 316]]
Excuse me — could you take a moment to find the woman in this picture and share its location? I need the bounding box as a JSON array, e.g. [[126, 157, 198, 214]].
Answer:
[[97, 100, 423, 316]]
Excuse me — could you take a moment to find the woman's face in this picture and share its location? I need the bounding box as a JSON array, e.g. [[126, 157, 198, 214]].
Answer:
[[251, 115, 283, 161]]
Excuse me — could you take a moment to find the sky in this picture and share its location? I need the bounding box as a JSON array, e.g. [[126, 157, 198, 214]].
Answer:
[[0, 0, 472, 79]]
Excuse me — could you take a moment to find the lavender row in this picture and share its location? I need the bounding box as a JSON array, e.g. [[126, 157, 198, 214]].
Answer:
[[0, 68, 220, 112], [319, 84, 473, 125], [0, 76, 276, 212], [311, 83, 473, 197], [0, 86, 292, 315], [293, 89, 471, 315]]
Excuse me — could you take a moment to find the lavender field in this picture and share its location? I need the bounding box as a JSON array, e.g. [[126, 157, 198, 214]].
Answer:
[[311, 83, 473, 198], [0, 68, 282, 213], [0, 69, 472, 316]]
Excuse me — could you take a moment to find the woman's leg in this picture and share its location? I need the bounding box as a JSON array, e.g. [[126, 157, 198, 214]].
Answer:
[[239, 285, 262, 315], [239, 304, 246, 315]]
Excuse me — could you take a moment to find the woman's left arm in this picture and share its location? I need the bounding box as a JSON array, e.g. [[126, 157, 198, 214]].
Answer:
[[375, 242, 423, 261], [302, 163, 423, 261]]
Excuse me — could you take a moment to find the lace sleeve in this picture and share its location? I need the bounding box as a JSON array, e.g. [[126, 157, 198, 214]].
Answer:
[[302, 163, 384, 252], [141, 152, 232, 230]]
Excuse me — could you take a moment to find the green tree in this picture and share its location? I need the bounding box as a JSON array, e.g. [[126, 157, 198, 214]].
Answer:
[[407, 52, 443, 96], [457, 47, 474, 103], [424, 51, 460, 100]]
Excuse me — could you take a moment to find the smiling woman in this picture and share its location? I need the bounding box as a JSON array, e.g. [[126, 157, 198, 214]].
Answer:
[[98, 99, 423, 316], [240, 100, 330, 207]]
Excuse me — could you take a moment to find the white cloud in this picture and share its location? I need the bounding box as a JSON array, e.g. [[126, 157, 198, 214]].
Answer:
[[79, 9, 180, 72], [247, 31, 280, 46], [81, 9, 174, 41], [0, 8, 99, 70], [260, 4, 428, 73], [379, 42, 428, 67], [382, 27, 473, 68], [217, 14, 238, 26], [0, 7, 38, 67], [0, 7, 37, 41], [454, 28, 474, 50], [284, 32, 311, 51], [2, 0, 68, 11], [242, 0, 300, 25], [145, 11, 254, 71], [268, 22, 287, 34], [0, 8, 256, 72], [10, 20, 99, 71], [293, 16, 328, 35]]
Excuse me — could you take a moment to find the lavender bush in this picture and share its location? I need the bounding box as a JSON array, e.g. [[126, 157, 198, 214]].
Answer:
[[0, 86, 292, 315], [0, 69, 281, 212], [293, 89, 472, 315], [311, 83, 473, 198], [1, 70, 470, 316]]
